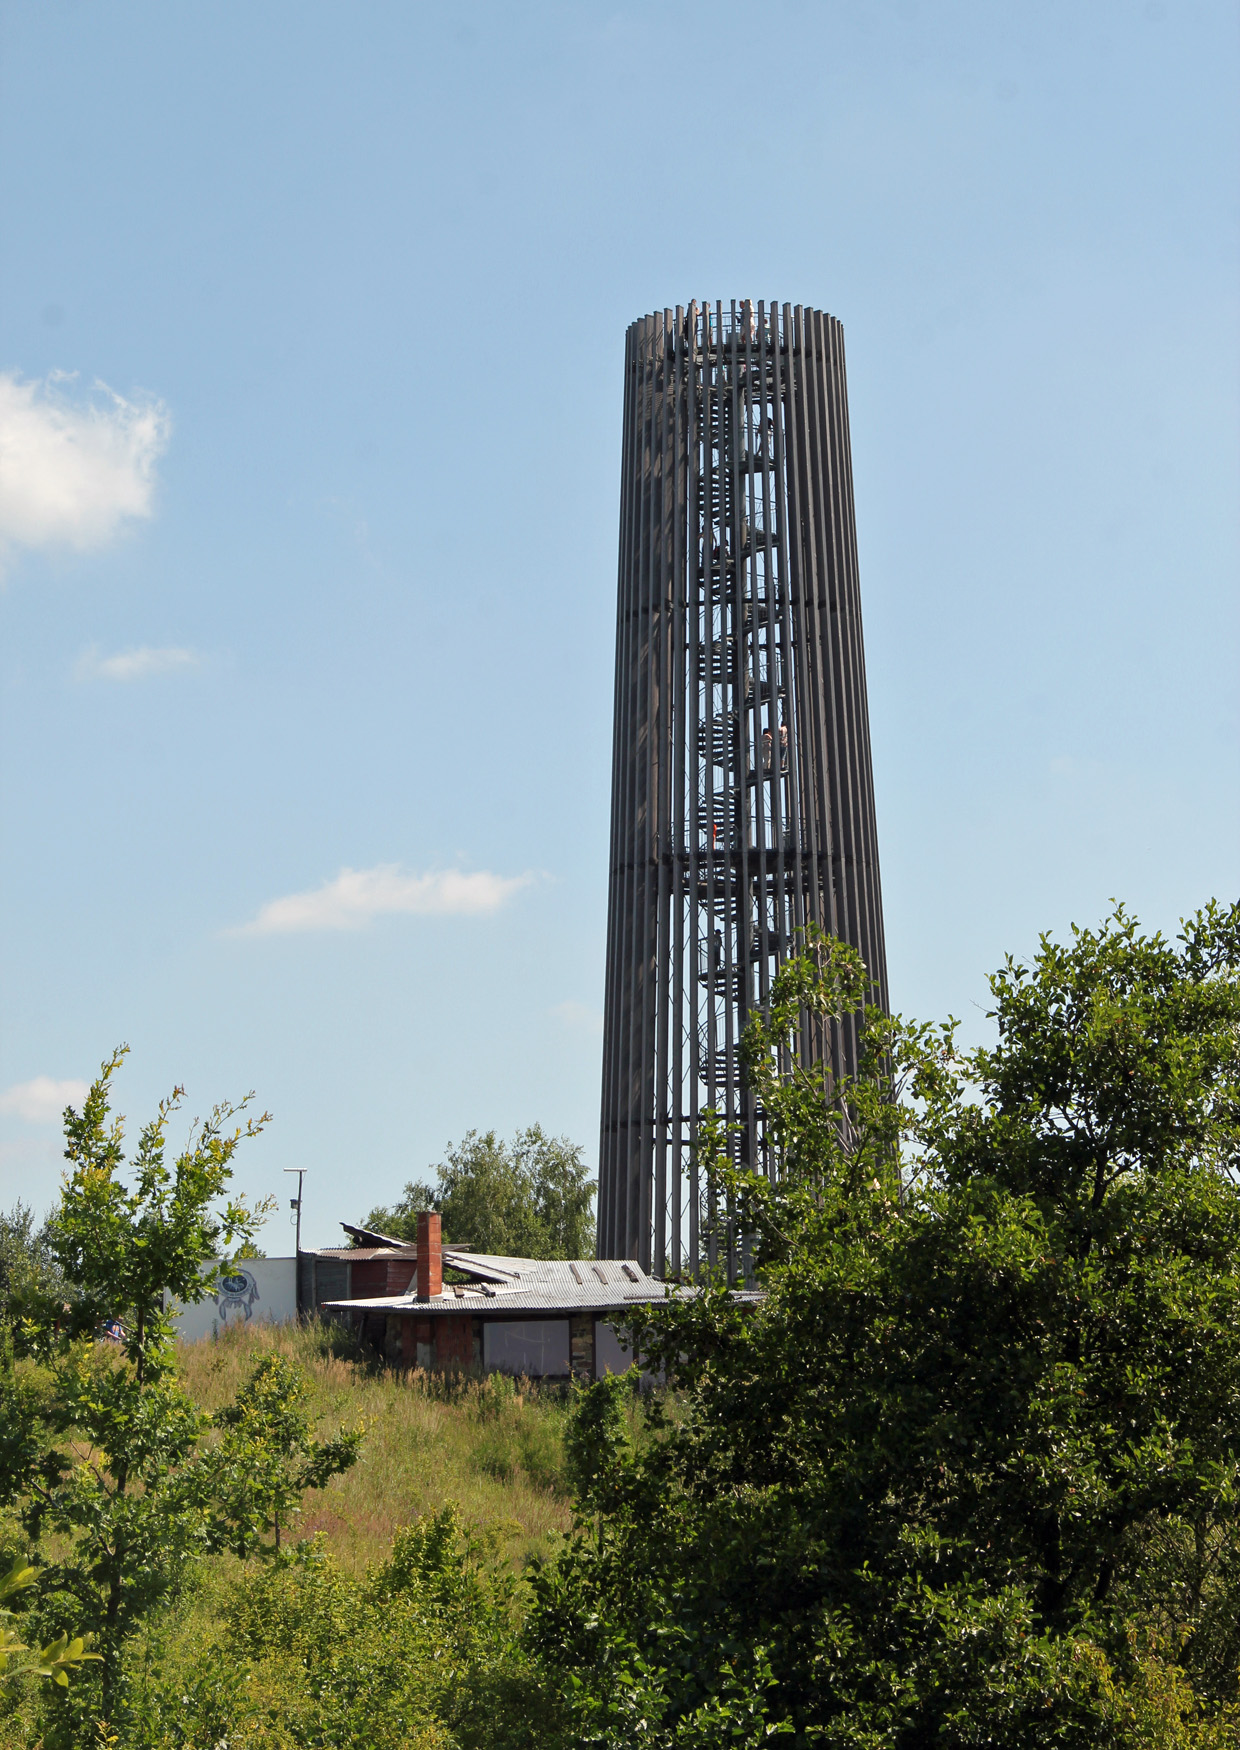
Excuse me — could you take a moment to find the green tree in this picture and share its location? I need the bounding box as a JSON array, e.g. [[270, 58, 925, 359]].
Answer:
[[0, 1047, 273, 1729], [208, 1351, 362, 1554], [520, 1125, 598, 1258], [366, 1124, 596, 1259], [0, 1202, 68, 1342], [366, 1177, 437, 1238], [532, 904, 1240, 1746], [0, 1555, 99, 1690]]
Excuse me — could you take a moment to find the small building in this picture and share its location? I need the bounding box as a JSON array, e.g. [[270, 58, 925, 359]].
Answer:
[[322, 1213, 668, 1382], [297, 1241, 419, 1356], [167, 1255, 298, 1339]]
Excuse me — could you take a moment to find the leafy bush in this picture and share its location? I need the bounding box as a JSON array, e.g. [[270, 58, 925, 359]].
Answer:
[[208, 1352, 361, 1555], [0, 1056, 364, 1747], [468, 1373, 569, 1496], [531, 905, 1240, 1746], [119, 1507, 546, 1750]]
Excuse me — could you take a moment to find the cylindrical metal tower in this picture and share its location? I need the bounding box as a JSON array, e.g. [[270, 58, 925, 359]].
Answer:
[[598, 300, 888, 1275]]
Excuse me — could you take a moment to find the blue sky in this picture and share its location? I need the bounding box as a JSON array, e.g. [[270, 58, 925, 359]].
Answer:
[[1, 0, 1236, 1252]]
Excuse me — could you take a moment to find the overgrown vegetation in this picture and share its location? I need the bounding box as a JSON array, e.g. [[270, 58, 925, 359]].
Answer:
[[125, 1504, 538, 1750], [0, 1318, 581, 1746], [1, 901, 1237, 1746], [176, 1321, 579, 1572], [535, 903, 1240, 1745], [0, 1057, 361, 1744]]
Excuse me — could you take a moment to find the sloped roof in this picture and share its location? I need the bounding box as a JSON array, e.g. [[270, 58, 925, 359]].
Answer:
[[325, 1254, 674, 1318], [441, 1248, 540, 1284]]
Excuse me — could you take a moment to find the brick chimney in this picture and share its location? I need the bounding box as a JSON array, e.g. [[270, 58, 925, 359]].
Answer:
[[416, 1211, 442, 1300]]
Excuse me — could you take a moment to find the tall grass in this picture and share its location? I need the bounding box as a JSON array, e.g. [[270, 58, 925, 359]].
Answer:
[[0, 1320, 578, 1747], [176, 1316, 576, 1572]]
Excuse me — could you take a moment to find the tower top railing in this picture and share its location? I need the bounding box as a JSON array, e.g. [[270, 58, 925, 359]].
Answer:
[[628, 300, 824, 364]]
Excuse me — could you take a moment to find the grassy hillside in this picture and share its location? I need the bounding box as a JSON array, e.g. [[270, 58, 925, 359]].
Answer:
[[178, 1317, 577, 1571], [0, 1320, 585, 1749]]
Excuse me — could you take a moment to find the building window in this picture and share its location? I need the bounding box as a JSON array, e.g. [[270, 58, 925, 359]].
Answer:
[[482, 1319, 571, 1377]]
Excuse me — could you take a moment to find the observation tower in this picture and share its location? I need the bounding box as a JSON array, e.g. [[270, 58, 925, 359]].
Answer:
[[598, 300, 888, 1275]]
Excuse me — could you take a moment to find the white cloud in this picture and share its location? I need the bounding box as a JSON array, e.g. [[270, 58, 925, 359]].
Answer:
[[0, 1075, 89, 1124], [232, 865, 532, 935], [553, 1000, 604, 1037], [76, 645, 197, 682], [0, 370, 170, 560]]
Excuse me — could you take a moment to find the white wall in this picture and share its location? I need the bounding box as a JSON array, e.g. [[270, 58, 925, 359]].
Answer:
[[166, 1257, 298, 1343], [594, 1317, 636, 1377], [595, 1317, 661, 1385]]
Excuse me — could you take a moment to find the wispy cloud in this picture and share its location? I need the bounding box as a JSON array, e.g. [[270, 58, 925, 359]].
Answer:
[[0, 1075, 88, 1124], [0, 370, 170, 563], [76, 645, 197, 682], [231, 865, 532, 936]]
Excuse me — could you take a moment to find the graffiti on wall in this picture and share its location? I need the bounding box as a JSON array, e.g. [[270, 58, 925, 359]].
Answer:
[[214, 1267, 261, 1325], [167, 1256, 296, 1341]]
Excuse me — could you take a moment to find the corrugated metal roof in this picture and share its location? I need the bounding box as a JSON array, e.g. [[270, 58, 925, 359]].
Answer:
[[324, 1255, 675, 1318], [441, 1249, 523, 1284]]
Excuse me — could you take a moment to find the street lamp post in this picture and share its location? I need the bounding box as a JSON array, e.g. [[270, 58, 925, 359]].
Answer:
[[284, 1169, 306, 1310]]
